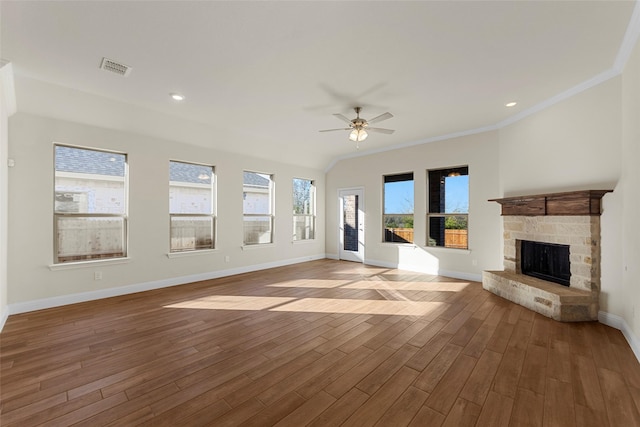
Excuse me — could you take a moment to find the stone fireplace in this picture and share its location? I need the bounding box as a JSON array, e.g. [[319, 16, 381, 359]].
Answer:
[[483, 190, 611, 322]]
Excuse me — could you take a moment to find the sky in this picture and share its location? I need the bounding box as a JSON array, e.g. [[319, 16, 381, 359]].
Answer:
[[384, 175, 469, 214], [445, 175, 469, 213], [384, 181, 414, 214]]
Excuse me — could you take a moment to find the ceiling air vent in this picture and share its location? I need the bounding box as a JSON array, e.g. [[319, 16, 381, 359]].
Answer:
[[99, 57, 132, 77]]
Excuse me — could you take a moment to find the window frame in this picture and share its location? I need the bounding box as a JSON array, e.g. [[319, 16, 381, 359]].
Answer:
[[53, 144, 128, 264], [169, 160, 216, 253], [382, 172, 415, 244], [243, 170, 275, 246], [426, 166, 469, 250], [292, 178, 316, 241]]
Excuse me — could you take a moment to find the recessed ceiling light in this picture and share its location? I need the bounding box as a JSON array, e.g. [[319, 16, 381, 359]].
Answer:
[[505, 101, 517, 107], [170, 93, 185, 101]]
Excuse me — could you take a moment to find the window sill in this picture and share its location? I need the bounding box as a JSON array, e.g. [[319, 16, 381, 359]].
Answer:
[[166, 249, 218, 259], [241, 243, 275, 250], [49, 257, 131, 271], [425, 246, 471, 255]]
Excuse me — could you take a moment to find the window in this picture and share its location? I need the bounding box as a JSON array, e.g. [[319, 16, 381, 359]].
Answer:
[[243, 171, 274, 245], [427, 166, 469, 249], [383, 172, 414, 243], [54, 145, 127, 263], [292, 178, 315, 241], [169, 161, 215, 252]]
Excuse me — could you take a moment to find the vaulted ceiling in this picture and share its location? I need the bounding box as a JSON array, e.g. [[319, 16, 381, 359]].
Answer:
[[1, 1, 637, 170]]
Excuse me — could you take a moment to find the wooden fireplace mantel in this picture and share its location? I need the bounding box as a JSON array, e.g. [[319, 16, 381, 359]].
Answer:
[[489, 190, 612, 216]]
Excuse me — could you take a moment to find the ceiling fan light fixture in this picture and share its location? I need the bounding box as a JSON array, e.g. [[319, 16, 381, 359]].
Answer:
[[349, 128, 368, 142]]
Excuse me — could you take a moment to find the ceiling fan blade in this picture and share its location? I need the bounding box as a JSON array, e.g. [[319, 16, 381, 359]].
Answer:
[[368, 127, 395, 134], [319, 128, 351, 133], [367, 112, 393, 124], [333, 113, 353, 124]]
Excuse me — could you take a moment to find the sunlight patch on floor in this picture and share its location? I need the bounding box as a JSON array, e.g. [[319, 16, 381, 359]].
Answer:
[[270, 298, 445, 316], [265, 279, 353, 289], [345, 280, 471, 292], [265, 278, 471, 292], [164, 295, 446, 316], [164, 295, 296, 310]]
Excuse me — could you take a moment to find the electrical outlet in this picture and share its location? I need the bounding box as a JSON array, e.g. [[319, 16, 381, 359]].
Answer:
[[472, 259, 478, 266], [94, 271, 102, 281], [225, 256, 230, 263]]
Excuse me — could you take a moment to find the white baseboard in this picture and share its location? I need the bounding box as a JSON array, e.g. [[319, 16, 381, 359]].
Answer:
[[364, 258, 482, 282], [599, 310, 640, 363], [0, 307, 7, 332], [5, 258, 638, 366], [5, 254, 327, 317]]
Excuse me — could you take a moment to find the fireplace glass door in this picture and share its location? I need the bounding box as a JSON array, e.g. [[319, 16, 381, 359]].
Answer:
[[521, 240, 570, 286]]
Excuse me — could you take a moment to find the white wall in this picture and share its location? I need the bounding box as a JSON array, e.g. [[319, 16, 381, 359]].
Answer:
[[498, 77, 622, 196], [0, 62, 12, 328], [498, 77, 623, 317], [325, 131, 503, 280], [6, 113, 325, 308], [621, 36, 640, 347]]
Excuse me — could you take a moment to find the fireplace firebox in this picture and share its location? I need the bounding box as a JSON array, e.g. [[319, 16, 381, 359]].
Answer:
[[520, 240, 570, 287]]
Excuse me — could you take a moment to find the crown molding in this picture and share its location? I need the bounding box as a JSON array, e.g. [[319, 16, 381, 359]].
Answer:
[[324, 124, 498, 173], [326, 0, 640, 172], [615, 0, 640, 72]]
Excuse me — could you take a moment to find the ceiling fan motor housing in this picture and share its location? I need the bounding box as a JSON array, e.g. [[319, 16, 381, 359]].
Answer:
[[352, 118, 367, 129]]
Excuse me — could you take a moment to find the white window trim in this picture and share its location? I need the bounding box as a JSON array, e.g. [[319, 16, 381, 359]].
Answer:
[[243, 170, 275, 245], [49, 257, 131, 271], [383, 172, 415, 244], [169, 160, 216, 253], [54, 144, 128, 264], [292, 178, 316, 241], [166, 249, 218, 258], [426, 166, 469, 250]]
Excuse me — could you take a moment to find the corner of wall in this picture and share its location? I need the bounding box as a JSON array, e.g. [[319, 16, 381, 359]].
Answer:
[[599, 310, 640, 363], [0, 61, 15, 332]]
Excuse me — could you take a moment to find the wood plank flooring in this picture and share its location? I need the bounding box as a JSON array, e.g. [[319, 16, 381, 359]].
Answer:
[[1, 259, 640, 426]]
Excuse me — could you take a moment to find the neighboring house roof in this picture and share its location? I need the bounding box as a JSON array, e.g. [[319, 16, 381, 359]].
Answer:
[[243, 171, 270, 188], [169, 161, 212, 184], [55, 145, 125, 177], [56, 147, 269, 189], [55, 146, 213, 184]]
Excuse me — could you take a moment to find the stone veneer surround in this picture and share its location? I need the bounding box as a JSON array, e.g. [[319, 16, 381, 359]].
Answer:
[[504, 216, 600, 292], [483, 190, 609, 322]]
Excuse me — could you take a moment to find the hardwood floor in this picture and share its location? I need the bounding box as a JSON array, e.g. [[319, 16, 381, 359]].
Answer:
[[1, 259, 639, 426]]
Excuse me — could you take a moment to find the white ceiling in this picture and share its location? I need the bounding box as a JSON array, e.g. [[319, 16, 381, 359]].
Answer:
[[1, 1, 637, 170]]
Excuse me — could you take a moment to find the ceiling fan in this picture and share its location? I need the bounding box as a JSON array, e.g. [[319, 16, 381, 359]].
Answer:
[[319, 107, 395, 148]]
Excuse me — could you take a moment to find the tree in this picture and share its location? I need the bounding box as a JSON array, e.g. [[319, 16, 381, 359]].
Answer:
[[445, 216, 467, 230], [293, 179, 311, 214]]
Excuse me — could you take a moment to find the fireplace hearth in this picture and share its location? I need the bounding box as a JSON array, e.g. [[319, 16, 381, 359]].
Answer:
[[483, 190, 611, 322]]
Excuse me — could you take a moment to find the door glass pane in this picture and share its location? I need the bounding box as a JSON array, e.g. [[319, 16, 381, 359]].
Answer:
[[343, 195, 359, 251]]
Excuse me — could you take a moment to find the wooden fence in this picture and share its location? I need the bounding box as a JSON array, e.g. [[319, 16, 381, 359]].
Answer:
[[445, 229, 468, 249], [385, 228, 468, 249]]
